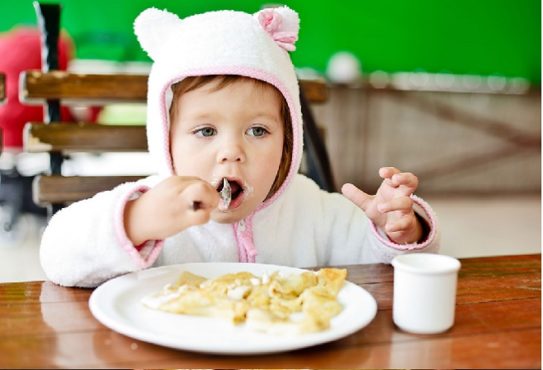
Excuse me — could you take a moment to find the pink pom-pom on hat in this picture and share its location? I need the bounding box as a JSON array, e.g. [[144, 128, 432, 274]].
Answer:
[[255, 6, 299, 51]]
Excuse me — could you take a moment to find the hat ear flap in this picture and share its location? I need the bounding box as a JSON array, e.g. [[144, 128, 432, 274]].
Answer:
[[134, 8, 181, 60]]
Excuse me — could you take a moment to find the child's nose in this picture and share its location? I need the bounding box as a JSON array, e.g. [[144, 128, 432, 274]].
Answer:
[[217, 142, 246, 163]]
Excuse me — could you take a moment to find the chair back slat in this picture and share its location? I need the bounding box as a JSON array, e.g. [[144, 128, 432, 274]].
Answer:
[[300, 79, 328, 104], [0, 73, 5, 102], [33, 175, 145, 205], [24, 122, 147, 152], [21, 71, 148, 102], [20, 70, 328, 104]]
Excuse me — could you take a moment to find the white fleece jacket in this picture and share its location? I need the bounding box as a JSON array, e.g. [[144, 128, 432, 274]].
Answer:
[[40, 173, 439, 288]]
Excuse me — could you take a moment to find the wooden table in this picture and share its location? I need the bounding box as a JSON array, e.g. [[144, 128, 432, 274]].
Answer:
[[0, 254, 540, 368]]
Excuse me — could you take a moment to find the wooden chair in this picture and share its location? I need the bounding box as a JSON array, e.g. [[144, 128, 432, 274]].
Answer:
[[21, 71, 150, 207], [23, 3, 333, 217]]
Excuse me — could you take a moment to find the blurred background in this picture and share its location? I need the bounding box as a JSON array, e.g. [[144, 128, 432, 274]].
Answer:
[[0, 0, 540, 281]]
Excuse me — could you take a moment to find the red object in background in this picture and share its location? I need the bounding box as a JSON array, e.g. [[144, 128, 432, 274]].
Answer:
[[0, 27, 74, 149]]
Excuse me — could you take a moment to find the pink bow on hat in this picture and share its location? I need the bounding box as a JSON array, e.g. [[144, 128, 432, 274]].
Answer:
[[256, 7, 299, 52]]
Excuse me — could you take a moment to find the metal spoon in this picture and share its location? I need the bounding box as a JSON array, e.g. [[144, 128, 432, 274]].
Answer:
[[219, 178, 231, 210]]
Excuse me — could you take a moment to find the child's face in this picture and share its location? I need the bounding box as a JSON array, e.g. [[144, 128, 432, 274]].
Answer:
[[170, 78, 285, 223]]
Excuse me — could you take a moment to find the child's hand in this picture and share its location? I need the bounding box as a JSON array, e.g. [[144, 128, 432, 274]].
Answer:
[[124, 176, 220, 246], [341, 167, 423, 244]]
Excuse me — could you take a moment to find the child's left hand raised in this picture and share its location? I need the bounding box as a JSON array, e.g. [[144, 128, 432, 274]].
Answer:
[[341, 167, 424, 244]]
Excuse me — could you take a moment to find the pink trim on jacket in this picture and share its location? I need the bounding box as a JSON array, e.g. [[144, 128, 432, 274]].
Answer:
[[370, 194, 438, 251], [233, 216, 256, 263], [114, 185, 164, 268]]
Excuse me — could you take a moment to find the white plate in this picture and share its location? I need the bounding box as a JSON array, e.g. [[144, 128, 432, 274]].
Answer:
[[89, 262, 377, 355]]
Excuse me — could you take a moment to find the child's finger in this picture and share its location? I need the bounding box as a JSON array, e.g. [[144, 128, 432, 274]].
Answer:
[[341, 183, 373, 211], [390, 173, 418, 196], [182, 181, 220, 211], [379, 167, 401, 186], [377, 196, 413, 213], [379, 167, 400, 180], [184, 206, 213, 226], [391, 172, 418, 188], [385, 215, 415, 233]]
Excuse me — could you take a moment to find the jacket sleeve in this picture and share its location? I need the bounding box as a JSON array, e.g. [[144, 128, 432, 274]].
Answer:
[[40, 176, 165, 287], [323, 189, 441, 265], [282, 175, 440, 265]]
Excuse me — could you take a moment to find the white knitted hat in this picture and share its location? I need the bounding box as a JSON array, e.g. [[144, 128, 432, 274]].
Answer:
[[134, 7, 303, 206]]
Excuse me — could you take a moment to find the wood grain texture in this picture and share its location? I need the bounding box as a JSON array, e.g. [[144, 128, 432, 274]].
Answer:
[[33, 175, 145, 204], [24, 122, 147, 152], [21, 71, 148, 102], [0, 254, 539, 368], [0, 73, 5, 101]]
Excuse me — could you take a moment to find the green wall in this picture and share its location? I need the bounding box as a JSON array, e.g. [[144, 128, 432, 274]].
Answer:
[[1, 0, 540, 82]]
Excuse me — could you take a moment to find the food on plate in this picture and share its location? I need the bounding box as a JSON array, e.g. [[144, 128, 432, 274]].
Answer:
[[142, 267, 347, 334]]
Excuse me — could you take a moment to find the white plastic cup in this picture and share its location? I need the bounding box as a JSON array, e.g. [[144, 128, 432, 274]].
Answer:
[[391, 253, 461, 334]]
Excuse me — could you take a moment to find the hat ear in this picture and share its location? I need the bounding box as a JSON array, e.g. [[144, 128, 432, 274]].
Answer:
[[254, 6, 299, 51], [134, 8, 181, 60]]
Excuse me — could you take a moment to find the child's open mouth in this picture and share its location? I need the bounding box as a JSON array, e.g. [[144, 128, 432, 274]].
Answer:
[[217, 178, 244, 210]]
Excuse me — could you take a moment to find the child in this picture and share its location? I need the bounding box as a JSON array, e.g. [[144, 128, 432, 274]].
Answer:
[[40, 6, 439, 288]]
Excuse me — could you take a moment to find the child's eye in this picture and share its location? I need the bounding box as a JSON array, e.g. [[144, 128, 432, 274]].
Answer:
[[247, 126, 269, 137], [194, 127, 216, 137]]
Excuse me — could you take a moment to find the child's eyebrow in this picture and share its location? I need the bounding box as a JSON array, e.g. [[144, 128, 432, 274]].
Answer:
[[185, 112, 217, 121], [250, 112, 281, 123]]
